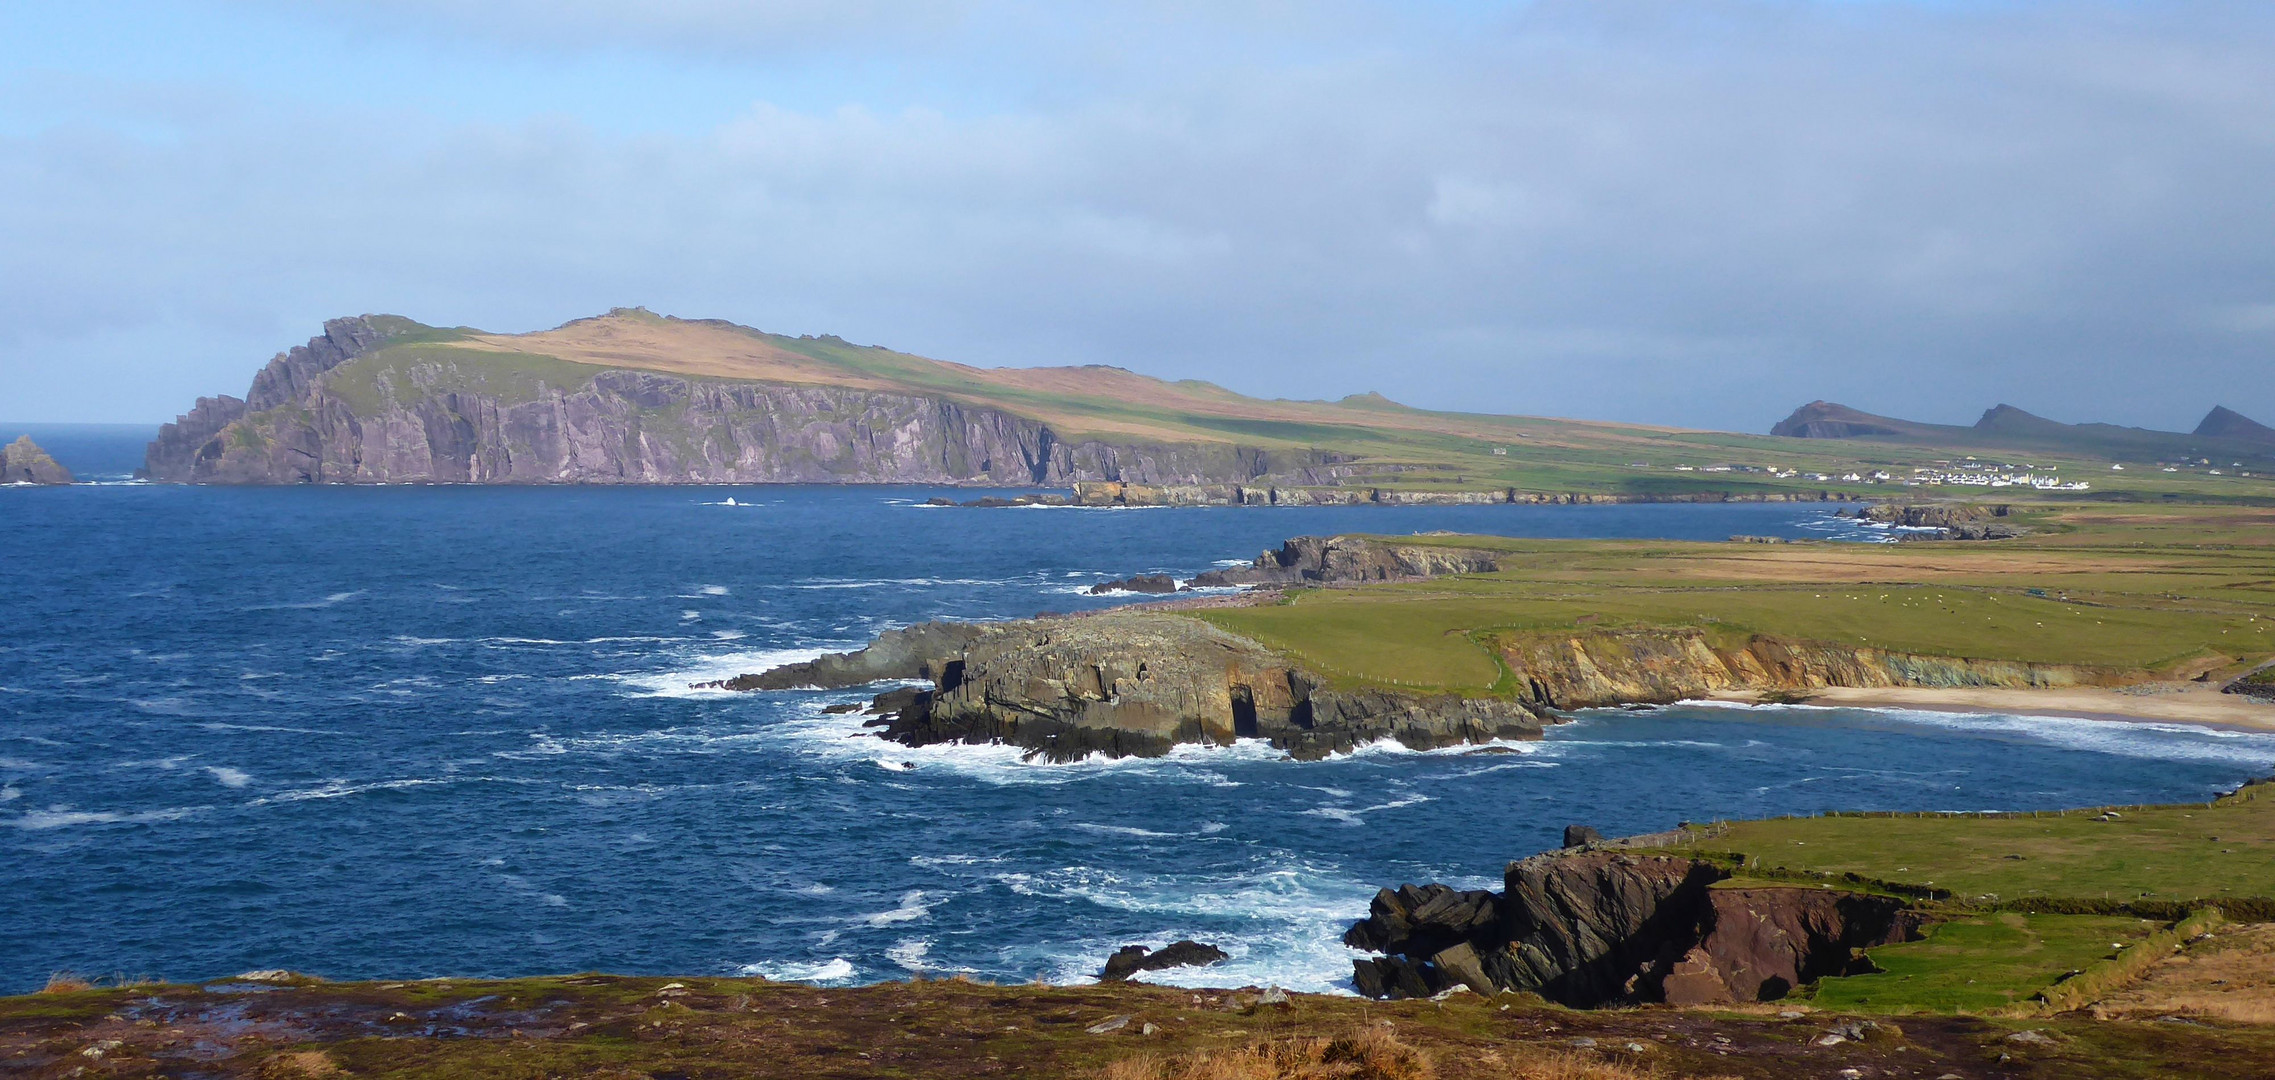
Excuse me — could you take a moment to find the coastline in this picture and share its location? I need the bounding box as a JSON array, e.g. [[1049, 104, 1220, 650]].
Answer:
[[1702, 682, 2275, 733]]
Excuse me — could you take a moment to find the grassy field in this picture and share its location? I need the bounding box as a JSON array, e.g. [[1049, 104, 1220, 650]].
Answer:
[[1192, 504, 2275, 692], [277, 308, 2275, 501], [1807, 913, 2164, 1013]]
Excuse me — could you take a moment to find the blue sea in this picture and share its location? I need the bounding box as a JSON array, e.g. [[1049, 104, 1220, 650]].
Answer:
[[6, 429, 2274, 995]]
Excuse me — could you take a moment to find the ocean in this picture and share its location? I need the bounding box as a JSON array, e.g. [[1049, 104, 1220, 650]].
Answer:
[[6, 431, 2274, 994]]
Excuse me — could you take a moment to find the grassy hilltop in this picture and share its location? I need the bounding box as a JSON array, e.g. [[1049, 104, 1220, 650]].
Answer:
[[297, 308, 2275, 499]]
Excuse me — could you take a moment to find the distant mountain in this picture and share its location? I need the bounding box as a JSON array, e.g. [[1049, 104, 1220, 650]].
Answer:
[[1771, 400, 2275, 464], [2196, 406, 2275, 445], [1768, 401, 1965, 441]]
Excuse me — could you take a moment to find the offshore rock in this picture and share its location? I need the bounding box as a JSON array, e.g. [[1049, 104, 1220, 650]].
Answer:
[[1089, 574, 1182, 595], [1190, 535, 1503, 588], [1861, 502, 2024, 541], [720, 611, 1551, 762], [1100, 941, 1229, 982], [1347, 849, 1922, 1006], [1, 436, 74, 484]]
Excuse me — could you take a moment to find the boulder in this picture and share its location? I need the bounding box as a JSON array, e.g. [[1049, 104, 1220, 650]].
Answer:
[[1100, 940, 1229, 982], [1563, 825, 1604, 849]]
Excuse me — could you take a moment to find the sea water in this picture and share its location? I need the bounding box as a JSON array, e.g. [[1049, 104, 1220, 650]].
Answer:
[[5, 453, 2274, 993]]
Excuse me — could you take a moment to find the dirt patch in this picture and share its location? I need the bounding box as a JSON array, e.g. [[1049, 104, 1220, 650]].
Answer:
[[2093, 922, 2275, 1024]]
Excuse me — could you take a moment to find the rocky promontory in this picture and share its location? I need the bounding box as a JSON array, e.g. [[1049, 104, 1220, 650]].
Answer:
[[1, 436, 73, 484], [704, 611, 1549, 761], [1346, 840, 1924, 1006], [142, 315, 1347, 486], [1853, 502, 2025, 540]]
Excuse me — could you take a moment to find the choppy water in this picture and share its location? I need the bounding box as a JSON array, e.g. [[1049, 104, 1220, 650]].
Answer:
[[6, 448, 2275, 994]]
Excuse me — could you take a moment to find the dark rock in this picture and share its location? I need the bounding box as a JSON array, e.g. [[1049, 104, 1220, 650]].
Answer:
[[1089, 574, 1180, 595], [1, 436, 74, 484], [693, 622, 999, 692], [1345, 849, 1926, 1007], [1099, 940, 1229, 982], [1190, 535, 1502, 588], [820, 703, 862, 715], [1563, 825, 1603, 849], [1864, 503, 2026, 541]]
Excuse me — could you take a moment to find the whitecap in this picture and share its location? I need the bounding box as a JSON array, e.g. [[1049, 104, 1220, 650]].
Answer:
[[9, 806, 203, 830], [206, 766, 252, 788], [609, 645, 845, 699], [886, 938, 933, 970], [1302, 793, 1434, 826], [739, 957, 857, 984], [862, 890, 934, 927]]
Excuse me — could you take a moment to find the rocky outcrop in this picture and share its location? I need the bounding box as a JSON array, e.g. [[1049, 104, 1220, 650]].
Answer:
[[2225, 669, 2275, 704], [1100, 941, 1228, 982], [1, 436, 73, 484], [145, 319, 1345, 486], [1189, 536, 1503, 588], [1491, 627, 2120, 713], [1857, 502, 2024, 540], [696, 622, 1002, 691], [716, 612, 1549, 761], [1089, 574, 1182, 595], [1347, 850, 1922, 1005]]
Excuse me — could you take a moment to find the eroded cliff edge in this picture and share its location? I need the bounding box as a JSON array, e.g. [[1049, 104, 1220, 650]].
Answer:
[[143, 316, 1344, 486]]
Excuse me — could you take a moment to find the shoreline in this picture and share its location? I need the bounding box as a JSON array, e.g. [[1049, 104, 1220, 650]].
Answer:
[[1701, 682, 2275, 733]]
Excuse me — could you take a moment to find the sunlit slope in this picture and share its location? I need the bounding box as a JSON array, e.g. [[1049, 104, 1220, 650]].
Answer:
[[322, 308, 2275, 498]]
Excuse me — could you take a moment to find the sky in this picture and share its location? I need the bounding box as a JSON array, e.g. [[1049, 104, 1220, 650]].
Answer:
[[2, 1, 2272, 431]]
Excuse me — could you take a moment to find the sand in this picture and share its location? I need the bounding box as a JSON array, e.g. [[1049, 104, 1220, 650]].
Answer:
[[1703, 682, 2275, 733]]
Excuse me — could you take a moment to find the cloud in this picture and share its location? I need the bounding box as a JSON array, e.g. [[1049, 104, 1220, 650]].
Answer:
[[3, 0, 2273, 430]]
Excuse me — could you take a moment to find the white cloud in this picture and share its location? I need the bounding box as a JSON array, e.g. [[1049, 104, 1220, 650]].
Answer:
[[3, 1, 2273, 430]]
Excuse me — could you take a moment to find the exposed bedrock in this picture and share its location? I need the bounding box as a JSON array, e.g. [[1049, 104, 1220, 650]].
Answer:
[[710, 613, 1549, 762], [1190, 535, 1505, 588], [1496, 627, 2124, 712], [1346, 850, 1922, 1006]]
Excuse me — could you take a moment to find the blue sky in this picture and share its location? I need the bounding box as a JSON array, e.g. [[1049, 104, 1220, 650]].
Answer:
[[4, 1, 2272, 430]]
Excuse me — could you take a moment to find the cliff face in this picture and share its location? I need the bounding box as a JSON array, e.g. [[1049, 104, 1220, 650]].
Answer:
[[144, 319, 1337, 486], [1346, 849, 1921, 1005], [2, 436, 74, 484], [1495, 628, 2119, 713]]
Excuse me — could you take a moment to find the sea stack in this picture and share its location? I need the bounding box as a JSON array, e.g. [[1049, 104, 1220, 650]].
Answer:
[[1, 436, 74, 484]]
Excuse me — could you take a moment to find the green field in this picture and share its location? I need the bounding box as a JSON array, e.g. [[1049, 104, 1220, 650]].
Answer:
[[1193, 503, 2275, 693], [1809, 913, 2164, 1013]]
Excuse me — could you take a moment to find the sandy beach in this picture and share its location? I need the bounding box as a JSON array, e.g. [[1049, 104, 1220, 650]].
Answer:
[[1704, 682, 2275, 733]]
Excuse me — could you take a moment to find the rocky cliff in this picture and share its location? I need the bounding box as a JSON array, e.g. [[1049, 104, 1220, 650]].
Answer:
[[1345, 848, 1923, 1005], [144, 317, 1342, 486], [707, 612, 1550, 761], [1, 436, 74, 485]]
